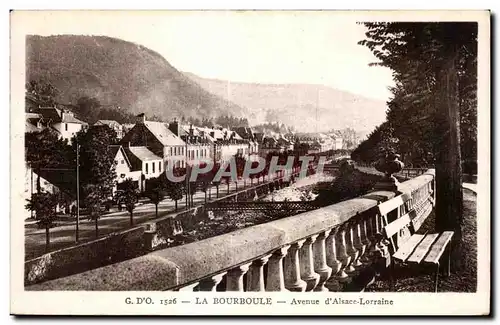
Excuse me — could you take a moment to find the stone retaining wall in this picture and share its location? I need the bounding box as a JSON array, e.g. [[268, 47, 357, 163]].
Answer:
[[24, 226, 145, 286]]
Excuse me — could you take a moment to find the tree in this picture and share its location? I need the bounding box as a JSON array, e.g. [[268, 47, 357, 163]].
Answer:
[[358, 22, 477, 269], [26, 79, 60, 107], [83, 184, 103, 238], [75, 96, 101, 124], [120, 178, 139, 226], [235, 154, 247, 186], [25, 191, 60, 252], [25, 128, 73, 192], [73, 125, 117, 201], [198, 173, 211, 203], [160, 172, 184, 212], [145, 177, 166, 218]]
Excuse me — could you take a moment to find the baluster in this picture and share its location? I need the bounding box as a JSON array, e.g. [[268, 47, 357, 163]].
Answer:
[[226, 263, 251, 291], [284, 240, 307, 292], [266, 246, 290, 291], [313, 230, 333, 292], [246, 255, 271, 292], [178, 282, 199, 291], [335, 223, 351, 285], [299, 235, 320, 291], [354, 214, 368, 266], [360, 213, 373, 265], [198, 272, 226, 291], [325, 227, 342, 291], [345, 220, 360, 275], [352, 216, 365, 268]]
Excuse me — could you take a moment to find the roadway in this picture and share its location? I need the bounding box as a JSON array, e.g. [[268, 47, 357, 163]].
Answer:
[[24, 172, 292, 260]]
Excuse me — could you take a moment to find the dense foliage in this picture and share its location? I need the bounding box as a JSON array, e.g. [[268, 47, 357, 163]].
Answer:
[[72, 125, 118, 203], [352, 23, 477, 172]]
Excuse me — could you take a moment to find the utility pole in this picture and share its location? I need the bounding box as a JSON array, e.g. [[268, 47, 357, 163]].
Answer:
[[185, 142, 189, 209], [76, 143, 80, 243]]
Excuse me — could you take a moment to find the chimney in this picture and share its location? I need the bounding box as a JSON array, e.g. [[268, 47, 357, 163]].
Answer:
[[136, 113, 146, 124], [189, 123, 194, 136], [168, 118, 179, 136]]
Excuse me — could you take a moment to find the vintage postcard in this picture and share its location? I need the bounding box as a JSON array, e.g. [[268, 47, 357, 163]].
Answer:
[[10, 10, 490, 316]]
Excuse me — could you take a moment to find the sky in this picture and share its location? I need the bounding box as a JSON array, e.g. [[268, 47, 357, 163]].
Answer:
[[12, 10, 395, 101]]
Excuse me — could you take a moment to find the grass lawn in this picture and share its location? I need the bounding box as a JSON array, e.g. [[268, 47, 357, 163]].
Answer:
[[366, 188, 477, 292]]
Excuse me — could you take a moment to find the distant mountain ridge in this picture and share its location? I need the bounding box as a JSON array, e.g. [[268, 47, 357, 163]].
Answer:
[[184, 72, 388, 133], [26, 35, 248, 122]]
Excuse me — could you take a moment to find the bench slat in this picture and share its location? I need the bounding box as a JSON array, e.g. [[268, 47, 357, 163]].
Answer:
[[393, 233, 427, 262], [378, 195, 405, 216], [406, 233, 439, 264], [423, 231, 454, 265], [384, 213, 412, 238]]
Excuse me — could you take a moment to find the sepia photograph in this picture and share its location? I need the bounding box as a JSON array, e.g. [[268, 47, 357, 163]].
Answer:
[[9, 9, 490, 316]]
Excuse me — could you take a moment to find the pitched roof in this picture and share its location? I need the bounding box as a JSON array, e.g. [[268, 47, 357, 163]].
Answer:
[[95, 120, 121, 128], [126, 146, 162, 162], [61, 114, 87, 125], [25, 120, 41, 133], [38, 107, 61, 121], [143, 121, 185, 146], [38, 107, 88, 125], [109, 145, 132, 168]]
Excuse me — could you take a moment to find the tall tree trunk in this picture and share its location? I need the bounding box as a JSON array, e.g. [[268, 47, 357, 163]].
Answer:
[[155, 204, 158, 218], [130, 211, 134, 226], [204, 191, 207, 203], [235, 181, 238, 192], [45, 225, 50, 252], [216, 186, 219, 198], [175, 200, 178, 211], [227, 182, 230, 194], [434, 47, 463, 271]]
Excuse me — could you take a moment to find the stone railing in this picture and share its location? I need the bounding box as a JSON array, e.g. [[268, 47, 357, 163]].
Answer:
[[26, 169, 436, 292], [397, 168, 429, 179], [142, 167, 310, 251]]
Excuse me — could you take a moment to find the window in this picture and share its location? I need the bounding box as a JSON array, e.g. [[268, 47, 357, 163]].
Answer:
[[152, 162, 155, 173], [145, 163, 149, 174], [174, 147, 177, 155], [65, 123, 68, 131], [121, 160, 124, 164], [170, 147, 173, 156], [159, 162, 162, 173]]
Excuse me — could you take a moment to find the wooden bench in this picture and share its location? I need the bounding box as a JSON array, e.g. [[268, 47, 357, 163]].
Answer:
[[378, 194, 454, 292]]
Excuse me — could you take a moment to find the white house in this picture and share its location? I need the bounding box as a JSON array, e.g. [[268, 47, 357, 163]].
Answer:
[[122, 145, 163, 192], [95, 120, 124, 139], [37, 106, 88, 142]]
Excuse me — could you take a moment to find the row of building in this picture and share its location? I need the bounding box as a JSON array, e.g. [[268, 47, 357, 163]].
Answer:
[[25, 106, 345, 196]]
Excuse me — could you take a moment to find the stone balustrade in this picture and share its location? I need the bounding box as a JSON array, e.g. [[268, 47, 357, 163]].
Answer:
[[26, 169, 435, 292]]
